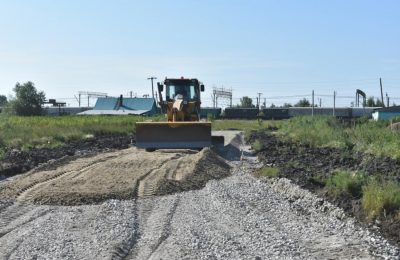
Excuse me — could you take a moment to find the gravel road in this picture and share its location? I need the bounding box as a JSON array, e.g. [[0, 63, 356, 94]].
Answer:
[[0, 131, 398, 259]]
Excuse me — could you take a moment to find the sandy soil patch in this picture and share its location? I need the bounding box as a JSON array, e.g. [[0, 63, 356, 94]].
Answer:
[[0, 148, 230, 205]]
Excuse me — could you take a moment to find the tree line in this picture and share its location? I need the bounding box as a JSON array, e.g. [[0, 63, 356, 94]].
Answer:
[[237, 96, 313, 108], [0, 82, 46, 116]]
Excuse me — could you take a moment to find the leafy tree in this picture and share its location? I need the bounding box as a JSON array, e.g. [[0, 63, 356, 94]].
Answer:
[[366, 97, 384, 107], [0, 95, 7, 107], [239, 96, 255, 108], [375, 99, 384, 107], [270, 103, 276, 108], [294, 98, 311, 107], [366, 97, 375, 107], [7, 82, 46, 116], [282, 103, 292, 108]]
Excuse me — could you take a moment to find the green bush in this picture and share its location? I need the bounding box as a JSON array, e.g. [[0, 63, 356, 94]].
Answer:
[[258, 166, 280, 178], [362, 180, 400, 219], [326, 170, 366, 198], [252, 139, 264, 152]]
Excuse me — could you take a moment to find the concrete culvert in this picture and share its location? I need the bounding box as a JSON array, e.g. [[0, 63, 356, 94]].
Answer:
[[0, 148, 231, 206]]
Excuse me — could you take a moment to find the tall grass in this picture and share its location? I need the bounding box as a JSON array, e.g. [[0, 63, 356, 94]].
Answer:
[[325, 171, 400, 218], [326, 170, 366, 198], [362, 180, 400, 219], [212, 119, 279, 131], [257, 166, 280, 178], [278, 116, 400, 159], [0, 115, 159, 150]]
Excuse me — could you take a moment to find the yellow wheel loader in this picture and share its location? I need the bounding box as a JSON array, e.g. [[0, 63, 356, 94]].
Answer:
[[135, 77, 223, 151]]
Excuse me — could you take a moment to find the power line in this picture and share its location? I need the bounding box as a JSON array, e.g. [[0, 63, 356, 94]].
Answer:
[[217, 78, 381, 86]]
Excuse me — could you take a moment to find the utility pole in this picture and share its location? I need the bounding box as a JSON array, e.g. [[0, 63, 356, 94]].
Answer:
[[147, 77, 157, 100], [212, 93, 216, 108], [312, 90, 314, 117], [380, 77, 385, 107], [333, 91, 336, 117], [386, 93, 389, 107], [319, 98, 322, 108], [257, 92, 262, 110]]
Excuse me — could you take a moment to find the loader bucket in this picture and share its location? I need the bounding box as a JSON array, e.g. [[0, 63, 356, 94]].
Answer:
[[135, 122, 212, 149]]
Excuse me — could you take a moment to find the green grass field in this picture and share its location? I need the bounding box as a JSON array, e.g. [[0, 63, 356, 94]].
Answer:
[[0, 116, 275, 158], [2, 115, 400, 160], [0, 115, 160, 152], [277, 116, 400, 160]]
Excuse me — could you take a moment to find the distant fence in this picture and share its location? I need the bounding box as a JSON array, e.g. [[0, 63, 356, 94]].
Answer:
[[222, 107, 377, 119], [262, 108, 290, 119], [224, 108, 291, 119], [224, 108, 259, 119], [40, 105, 377, 119], [200, 107, 222, 118], [43, 107, 92, 116]]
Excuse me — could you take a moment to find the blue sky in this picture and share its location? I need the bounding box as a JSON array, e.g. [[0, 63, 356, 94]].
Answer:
[[0, 0, 399, 107]]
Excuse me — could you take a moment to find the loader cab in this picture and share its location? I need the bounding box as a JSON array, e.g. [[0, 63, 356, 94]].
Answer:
[[163, 78, 203, 102]]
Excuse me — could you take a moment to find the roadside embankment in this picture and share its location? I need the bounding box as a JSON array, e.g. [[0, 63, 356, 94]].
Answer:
[[248, 129, 400, 247]]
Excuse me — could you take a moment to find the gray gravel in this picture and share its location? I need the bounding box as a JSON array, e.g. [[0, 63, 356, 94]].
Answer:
[[0, 131, 398, 259]]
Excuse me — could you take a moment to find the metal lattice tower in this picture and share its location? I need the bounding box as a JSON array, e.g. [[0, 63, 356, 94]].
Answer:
[[212, 86, 233, 108]]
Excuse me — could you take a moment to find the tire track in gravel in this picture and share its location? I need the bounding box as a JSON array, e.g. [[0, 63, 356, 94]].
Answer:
[[126, 195, 181, 260], [0, 201, 13, 213], [0, 203, 50, 239], [110, 154, 183, 260], [136, 154, 183, 198], [0, 203, 34, 237], [110, 200, 140, 260], [16, 156, 119, 203], [147, 196, 180, 259]]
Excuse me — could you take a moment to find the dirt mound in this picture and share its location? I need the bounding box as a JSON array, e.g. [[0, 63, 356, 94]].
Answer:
[[0, 148, 230, 206], [154, 148, 231, 196]]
